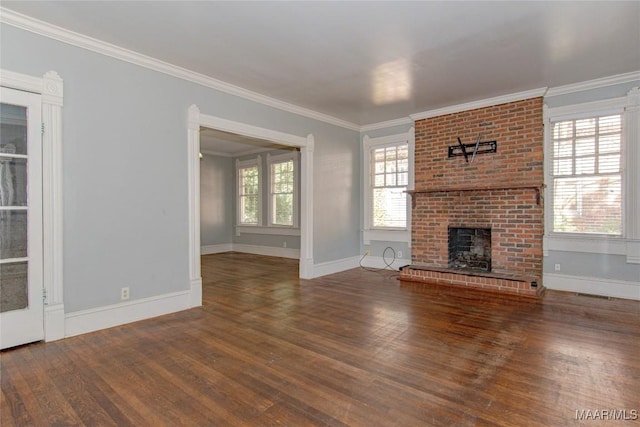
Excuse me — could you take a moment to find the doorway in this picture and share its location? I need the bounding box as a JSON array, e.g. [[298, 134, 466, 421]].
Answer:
[[186, 106, 315, 307], [0, 87, 44, 349]]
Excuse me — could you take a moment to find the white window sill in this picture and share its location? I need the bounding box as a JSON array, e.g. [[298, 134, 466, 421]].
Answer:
[[544, 234, 640, 264], [363, 229, 410, 245], [236, 226, 300, 237]]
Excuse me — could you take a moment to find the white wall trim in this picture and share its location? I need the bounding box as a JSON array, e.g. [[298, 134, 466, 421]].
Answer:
[[544, 273, 640, 300], [43, 304, 65, 341], [363, 230, 410, 245], [232, 244, 300, 259], [1, 69, 65, 342], [361, 117, 413, 132], [0, 8, 360, 132], [410, 87, 548, 121], [360, 255, 411, 270], [545, 71, 640, 98], [235, 226, 300, 236], [64, 291, 193, 338], [201, 244, 234, 255], [311, 256, 361, 278], [187, 105, 202, 308]]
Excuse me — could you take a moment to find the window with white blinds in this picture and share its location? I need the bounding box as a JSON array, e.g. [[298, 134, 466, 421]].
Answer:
[[551, 114, 622, 235], [371, 144, 408, 229]]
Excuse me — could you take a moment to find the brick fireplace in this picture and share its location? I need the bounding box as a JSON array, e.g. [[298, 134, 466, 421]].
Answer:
[[400, 98, 545, 298]]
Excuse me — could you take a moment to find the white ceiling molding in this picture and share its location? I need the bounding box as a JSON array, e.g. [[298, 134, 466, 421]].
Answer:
[[545, 71, 640, 98], [0, 7, 360, 132], [410, 87, 548, 121], [360, 117, 413, 132]]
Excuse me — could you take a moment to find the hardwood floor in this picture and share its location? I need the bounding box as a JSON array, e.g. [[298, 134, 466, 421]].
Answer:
[[2, 252, 639, 426]]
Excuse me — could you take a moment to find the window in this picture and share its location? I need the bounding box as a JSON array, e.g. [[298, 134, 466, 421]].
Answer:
[[268, 153, 297, 226], [237, 157, 261, 225], [363, 131, 414, 243], [371, 144, 408, 228], [550, 113, 622, 235]]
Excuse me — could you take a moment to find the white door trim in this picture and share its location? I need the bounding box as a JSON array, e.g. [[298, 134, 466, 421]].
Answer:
[[188, 106, 314, 287], [0, 69, 65, 341]]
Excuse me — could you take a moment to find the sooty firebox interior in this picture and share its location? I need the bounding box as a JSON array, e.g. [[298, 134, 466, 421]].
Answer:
[[448, 227, 491, 272]]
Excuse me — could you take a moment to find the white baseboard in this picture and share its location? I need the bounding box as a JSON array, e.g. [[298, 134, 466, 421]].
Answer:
[[190, 278, 202, 307], [201, 244, 233, 255], [360, 255, 411, 270], [44, 303, 65, 342], [64, 290, 192, 338], [311, 256, 361, 278], [544, 273, 640, 300], [201, 243, 299, 259]]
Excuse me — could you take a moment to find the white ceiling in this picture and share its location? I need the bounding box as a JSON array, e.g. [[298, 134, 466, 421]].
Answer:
[[3, 1, 639, 128]]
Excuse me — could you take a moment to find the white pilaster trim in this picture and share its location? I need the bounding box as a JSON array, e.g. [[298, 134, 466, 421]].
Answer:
[[187, 104, 202, 307], [299, 134, 314, 278], [625, 87, 640, 247]]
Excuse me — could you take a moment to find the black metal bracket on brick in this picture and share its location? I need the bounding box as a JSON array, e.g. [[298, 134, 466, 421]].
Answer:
[[448, 137, 497, 162]]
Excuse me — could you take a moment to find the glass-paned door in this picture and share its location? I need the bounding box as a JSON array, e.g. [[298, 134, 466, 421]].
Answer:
[[0, 87, 43, 349]]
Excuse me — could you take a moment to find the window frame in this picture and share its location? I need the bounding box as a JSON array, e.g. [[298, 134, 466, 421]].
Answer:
[[543, 93, 640, 262], [267, 151, 299, 228], [362, 129, 414, 244], [236, 155, 262, 226]]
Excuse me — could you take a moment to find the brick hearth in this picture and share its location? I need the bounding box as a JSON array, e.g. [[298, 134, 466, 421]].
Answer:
[[401, 97, 545, 298]]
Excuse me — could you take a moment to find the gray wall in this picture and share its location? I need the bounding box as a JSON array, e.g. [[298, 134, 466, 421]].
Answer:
[[200, 154, 233, 246], [1, 23, 360, 312], [543, 81, 640, 284]]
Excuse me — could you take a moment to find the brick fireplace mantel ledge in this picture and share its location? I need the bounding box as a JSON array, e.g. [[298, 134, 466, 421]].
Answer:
[[406, 184, 545, 208]]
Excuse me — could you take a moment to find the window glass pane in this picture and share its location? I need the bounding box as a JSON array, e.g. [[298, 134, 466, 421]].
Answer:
[[398, 172, 408, 186], [373, 187, 406, 228], [0, 104, 28, 155], [385, 146, 397, 161], [0, 158, 27, 206], [575, 118, 596, 137], [553, 121, 573, 139], [397, 145, 408, 159], [273, 194, 293, 226], [554, 139, 572, 158], [0, 210, 27, 259], [575, 138, 595, 156], [374, 162, 384, 174], [374, 174, 385, 187], [0, 262, 28, 312], [599, 134, 620, 154], [575, 157, 595, 175], [598, 154, 620, 173], [241, 195, 258, 224], [553, 176, 621, 235], [554, 158, 572, 175], [599, 115, 621, 134], [398, 157, 408, 172], [374, 148, 385, 162], [387, 173, 396, 186]]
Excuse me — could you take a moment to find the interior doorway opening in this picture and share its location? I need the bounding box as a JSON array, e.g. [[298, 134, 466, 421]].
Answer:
[[187, 106, 314, 307]]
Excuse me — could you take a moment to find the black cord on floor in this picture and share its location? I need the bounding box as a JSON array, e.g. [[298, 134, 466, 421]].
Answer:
[[359, 246, 400, 279]]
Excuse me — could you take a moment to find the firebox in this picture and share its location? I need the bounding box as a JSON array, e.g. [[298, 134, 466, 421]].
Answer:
[[448, 227, 491, 272]]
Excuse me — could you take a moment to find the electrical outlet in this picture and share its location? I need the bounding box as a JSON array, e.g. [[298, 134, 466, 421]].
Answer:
[[121, 287, 130, 300], [554, 264, 561, 272], [398, 250, 403, 258]]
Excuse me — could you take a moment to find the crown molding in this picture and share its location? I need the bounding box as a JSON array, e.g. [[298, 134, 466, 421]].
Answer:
[[410, 87, 548, 121], [360, 117, 413, 133], [0, 7, 360, 132], [545, 71, 640, 98]]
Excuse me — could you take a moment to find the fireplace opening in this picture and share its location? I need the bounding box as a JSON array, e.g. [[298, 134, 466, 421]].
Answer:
[[448, 227, 491, 272]]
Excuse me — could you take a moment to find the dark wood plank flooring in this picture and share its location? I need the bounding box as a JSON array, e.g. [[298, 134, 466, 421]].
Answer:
[[2, 252, 639, 426]]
